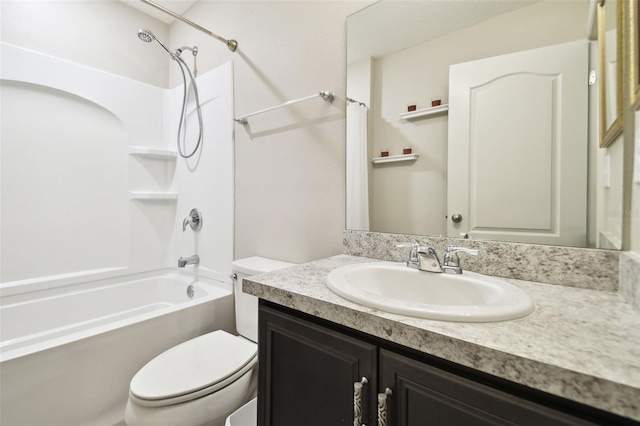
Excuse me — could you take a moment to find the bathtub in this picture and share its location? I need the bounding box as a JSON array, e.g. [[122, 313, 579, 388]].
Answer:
[[0, 268, 235, 426]]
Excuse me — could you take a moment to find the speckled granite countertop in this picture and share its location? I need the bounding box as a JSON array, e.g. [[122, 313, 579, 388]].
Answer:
[[243, 255, 640, 421]]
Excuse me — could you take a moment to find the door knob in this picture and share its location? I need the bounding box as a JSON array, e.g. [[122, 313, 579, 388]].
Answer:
[[451, 213, 463, 223]]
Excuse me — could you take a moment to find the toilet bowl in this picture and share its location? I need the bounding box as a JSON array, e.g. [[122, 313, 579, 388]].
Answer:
[[124, 257, 294, 426]]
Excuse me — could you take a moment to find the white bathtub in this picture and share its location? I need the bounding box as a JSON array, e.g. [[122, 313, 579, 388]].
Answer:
[[0, 268, 234, 426]]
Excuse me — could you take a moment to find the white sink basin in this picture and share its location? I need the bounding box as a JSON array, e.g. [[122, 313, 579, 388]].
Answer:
[[326, 262, 535, 322]]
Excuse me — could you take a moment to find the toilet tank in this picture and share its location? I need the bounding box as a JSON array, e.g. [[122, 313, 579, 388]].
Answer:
[[232, 257, 294, 342]]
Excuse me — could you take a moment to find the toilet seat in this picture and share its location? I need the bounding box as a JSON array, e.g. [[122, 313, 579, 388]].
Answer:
[[129, 330, 257, 408]]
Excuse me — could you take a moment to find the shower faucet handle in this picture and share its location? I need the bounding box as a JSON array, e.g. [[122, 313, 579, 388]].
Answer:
[[182, 208, 202, 232]]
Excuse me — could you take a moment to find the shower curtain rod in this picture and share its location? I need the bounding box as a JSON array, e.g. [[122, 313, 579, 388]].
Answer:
[[234, 91, 336, 126], [139, 0, 238, 52]]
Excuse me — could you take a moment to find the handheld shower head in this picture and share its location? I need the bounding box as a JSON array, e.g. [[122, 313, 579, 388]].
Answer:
[[137, 28, 155, 43], [137, 28, 174, 58], [136, 28, 203, 158]]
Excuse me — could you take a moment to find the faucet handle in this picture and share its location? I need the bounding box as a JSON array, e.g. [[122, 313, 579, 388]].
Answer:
[[442, 246, 478, 274], [396, 242, 421, 268], [395, 242, 420, 256], [183, 208, 202, 232], [395, 242, 418, 249], [445, 246, 478, 256]]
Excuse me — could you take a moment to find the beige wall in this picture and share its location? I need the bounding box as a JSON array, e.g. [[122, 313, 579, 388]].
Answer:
[[172, 1, 369, 264], [632, 113, 640, 253], [598, 135, 625, 249]]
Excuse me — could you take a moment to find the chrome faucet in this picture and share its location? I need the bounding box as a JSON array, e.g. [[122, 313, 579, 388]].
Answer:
[[397, 243, 478, 274], [178, 254, 199, 268], [442, 246, 478, 274], [396, 243, 442, 273], [417, 247, 443, 272]]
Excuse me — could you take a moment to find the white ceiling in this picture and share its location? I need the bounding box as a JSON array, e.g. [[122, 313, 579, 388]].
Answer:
[[347, 1, 538, 64], [119, 0, 197, 24]]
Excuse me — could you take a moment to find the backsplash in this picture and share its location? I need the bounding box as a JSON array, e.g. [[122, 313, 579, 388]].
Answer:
[[343, 230, 620, 292]]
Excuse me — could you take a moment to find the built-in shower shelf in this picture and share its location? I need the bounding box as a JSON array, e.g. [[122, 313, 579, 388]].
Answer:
[[371, 153, 419, 164], [129, 191, 178, 201], [400, 104, 448, 120], [128, 146, 177, 160]]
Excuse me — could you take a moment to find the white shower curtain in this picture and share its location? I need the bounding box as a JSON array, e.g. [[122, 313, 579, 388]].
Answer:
[[346, 102, 370, 230]]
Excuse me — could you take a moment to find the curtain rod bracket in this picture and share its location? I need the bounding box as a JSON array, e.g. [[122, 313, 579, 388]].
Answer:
[[319, 91, 335, 103], [139, 0, 238, 52]]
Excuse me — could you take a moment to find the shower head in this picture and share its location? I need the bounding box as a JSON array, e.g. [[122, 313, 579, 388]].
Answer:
[[137, 28, 155, 43], [138, 28, 174, 58]]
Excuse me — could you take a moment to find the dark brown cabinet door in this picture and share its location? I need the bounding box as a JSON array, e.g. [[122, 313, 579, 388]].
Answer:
[[379, 349, 597, 426], [258, 303, 377, 426]]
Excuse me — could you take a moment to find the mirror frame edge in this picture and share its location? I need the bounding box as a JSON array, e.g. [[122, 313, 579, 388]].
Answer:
[[628, 0, 640, 109], [599, 0, 624, 148]]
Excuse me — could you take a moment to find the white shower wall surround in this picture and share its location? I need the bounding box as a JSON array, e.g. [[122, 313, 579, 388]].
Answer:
[[0, 42, 234, 283]]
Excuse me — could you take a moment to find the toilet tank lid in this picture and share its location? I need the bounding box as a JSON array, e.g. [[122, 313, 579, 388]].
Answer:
[[232, 256, 294, 276]]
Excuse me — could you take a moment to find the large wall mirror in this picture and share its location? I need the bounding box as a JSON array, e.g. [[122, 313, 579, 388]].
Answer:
[[346, 0, 625, 249]]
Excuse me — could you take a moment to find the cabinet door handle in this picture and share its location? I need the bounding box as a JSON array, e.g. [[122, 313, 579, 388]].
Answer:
[[377, 388, 392, 426], [354, 377, 368, 426]]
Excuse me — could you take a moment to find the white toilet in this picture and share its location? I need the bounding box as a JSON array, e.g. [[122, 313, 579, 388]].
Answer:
[[124, 257, 293, 426]]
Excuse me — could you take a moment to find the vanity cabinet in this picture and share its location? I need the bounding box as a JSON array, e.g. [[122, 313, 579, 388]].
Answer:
[[379, 349, 597, 425], [258, 301, 633, 426], [258, 302, 378, 425]]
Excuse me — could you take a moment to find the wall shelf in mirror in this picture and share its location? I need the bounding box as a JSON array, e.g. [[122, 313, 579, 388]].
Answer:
[[129, 191, 178, 201], [400, 104, 448, 120], [372, 153, 419, 164], [128, 146, 177, 160]]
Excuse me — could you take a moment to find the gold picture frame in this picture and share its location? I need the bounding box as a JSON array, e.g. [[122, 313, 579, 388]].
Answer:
[[629, 0, 640, 109], [598, 0, 624, 147]]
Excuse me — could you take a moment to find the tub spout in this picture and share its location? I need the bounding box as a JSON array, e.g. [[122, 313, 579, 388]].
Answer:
[[178, 255, 199, 268]]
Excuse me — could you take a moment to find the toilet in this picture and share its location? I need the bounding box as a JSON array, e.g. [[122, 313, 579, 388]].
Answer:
[[124, 257, 294, 426]]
